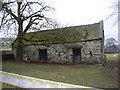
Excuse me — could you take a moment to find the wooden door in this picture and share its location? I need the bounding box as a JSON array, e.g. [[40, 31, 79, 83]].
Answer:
[[73, 48, 81, 63], [39, 49, 47, 61]]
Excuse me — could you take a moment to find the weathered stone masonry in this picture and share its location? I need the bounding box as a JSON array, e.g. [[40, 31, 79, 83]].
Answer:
[[24, 39, 103, 63], [12, 20, 105, 64]]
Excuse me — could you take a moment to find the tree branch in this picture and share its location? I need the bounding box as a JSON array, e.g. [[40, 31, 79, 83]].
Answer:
[[3, 6, 18, 21], [23, 14, 44, 34], [17, 2, 22, 19], [21, 2, 29, 13]]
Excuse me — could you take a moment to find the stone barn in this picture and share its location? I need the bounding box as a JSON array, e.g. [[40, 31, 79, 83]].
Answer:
[[12, 21, 105, 64]]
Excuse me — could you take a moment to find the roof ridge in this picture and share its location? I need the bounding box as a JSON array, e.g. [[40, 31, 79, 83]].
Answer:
[[26, 22, 100, 34]]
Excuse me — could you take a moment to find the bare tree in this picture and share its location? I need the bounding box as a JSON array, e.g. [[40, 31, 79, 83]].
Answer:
[[105, 38, 118, 52], [106, 0, 120, 24], [0, 0, 56, 61]]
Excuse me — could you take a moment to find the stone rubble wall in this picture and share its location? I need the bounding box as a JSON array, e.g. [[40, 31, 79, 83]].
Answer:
[[23, 39, 103, 63]]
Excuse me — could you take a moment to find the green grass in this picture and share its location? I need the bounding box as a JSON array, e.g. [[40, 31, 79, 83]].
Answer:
[[106, 53, 118, 62], [2, 54, 118, 88], [1, 83, 20, 88], [1, 83, 29, 89]]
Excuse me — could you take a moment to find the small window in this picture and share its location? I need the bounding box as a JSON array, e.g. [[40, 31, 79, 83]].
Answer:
[[90, 51, 93, 56]]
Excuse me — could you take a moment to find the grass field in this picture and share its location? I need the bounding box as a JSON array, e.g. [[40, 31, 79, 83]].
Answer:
[[1, 83, 21, 88], [2, 54, 118, 88], [106, 53, 118, 62]]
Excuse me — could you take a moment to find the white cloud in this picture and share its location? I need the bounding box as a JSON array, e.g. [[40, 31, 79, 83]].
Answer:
[[0, 0, 118, 41], [51, 0, 118, 41]]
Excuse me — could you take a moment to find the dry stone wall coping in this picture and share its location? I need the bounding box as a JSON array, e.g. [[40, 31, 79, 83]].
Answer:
[[0, 71, 102, 89]]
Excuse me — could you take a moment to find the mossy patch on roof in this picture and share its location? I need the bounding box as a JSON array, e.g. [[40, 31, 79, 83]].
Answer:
[[23, 22, 101, 45]]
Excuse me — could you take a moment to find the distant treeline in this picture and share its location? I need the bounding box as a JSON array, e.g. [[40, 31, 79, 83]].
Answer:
[[105, 44, 120, 53]]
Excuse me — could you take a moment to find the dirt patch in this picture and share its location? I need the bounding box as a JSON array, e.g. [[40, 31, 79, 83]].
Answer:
[[24, 61, 99, 66]]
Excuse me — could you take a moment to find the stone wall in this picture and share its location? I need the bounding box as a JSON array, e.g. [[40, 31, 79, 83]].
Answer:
[[1, 71, 95, 88], [23, 39, 104, 63]]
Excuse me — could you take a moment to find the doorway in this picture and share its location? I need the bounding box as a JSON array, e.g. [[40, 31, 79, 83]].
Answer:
[[73, 48, 81, 63], [39, 49, 47, 61]]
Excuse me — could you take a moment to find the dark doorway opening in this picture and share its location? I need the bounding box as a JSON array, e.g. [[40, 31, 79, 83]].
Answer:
[[73, 48, 81, 63], [39, 49, 47, 61]]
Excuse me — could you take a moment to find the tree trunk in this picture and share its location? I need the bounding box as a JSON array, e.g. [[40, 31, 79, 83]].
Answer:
[[16, 14, 24, 61], [16, 34, 24, 61]]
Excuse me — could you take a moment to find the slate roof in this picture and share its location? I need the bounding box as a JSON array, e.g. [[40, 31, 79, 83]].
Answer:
[[23, 21, 102, 45]]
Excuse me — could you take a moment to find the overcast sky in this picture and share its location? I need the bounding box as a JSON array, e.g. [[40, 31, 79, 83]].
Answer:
[[0, 0, 118, 42], [45, 0, 118, 41]]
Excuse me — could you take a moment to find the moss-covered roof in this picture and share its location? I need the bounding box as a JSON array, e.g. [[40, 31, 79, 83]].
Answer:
[[23, 21, 102, 45], [23, 22, 101, 45]]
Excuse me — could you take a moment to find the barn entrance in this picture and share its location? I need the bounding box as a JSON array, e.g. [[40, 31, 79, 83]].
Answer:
[[39, 49, 47, 61], [73, 48, 81, 63]]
